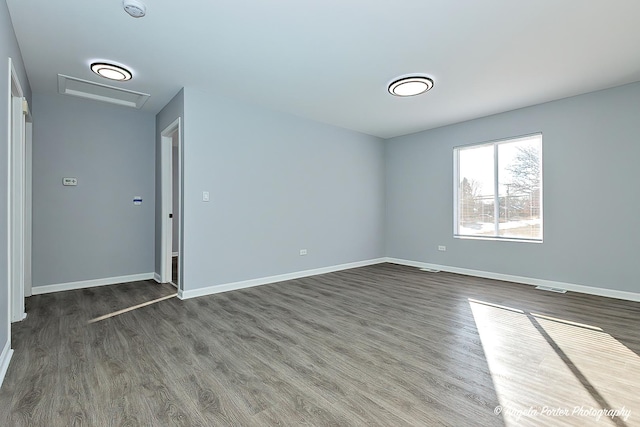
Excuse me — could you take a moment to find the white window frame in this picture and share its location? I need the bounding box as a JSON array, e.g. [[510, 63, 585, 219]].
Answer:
[[453, 133, 543, 243]]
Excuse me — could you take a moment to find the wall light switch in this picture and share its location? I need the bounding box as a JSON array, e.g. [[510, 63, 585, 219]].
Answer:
[[62, 177, 78, 186], [202, 191, 210, 202]]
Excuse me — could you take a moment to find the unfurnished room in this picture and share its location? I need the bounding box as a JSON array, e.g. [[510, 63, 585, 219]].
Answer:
[[1, 1, 639, 426]]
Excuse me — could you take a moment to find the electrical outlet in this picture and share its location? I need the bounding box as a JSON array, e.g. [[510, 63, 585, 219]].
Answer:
[[299, 249, 308, 256], [438, 245, 446, 251]]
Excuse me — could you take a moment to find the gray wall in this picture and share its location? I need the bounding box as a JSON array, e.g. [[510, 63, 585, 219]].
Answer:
[[155, 89, 184, 277], [181, 88, 385, 291], [1, 0, 31, 356], [385, 82, 640, 293], [31, 94, 155, 287]]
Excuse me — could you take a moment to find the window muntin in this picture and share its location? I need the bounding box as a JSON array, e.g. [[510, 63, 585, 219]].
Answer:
[[454, 134, 542, 241]]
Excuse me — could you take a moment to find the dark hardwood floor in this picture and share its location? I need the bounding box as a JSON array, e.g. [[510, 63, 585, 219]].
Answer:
[[1, 263, 639, 426]]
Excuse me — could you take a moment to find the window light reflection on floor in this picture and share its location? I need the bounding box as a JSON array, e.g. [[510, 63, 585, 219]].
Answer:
[[469, 298, 637, 426], [88, 293, 177, 324]]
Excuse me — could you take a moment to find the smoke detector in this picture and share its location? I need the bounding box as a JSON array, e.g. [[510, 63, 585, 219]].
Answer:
[[123, 0, 146, 18]]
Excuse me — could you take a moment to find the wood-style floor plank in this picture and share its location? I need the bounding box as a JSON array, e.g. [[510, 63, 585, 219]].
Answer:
[[1, 264, 639, 426]]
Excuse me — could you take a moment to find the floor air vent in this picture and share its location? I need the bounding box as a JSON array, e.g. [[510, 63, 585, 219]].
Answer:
[[535, 286, 567, 294]]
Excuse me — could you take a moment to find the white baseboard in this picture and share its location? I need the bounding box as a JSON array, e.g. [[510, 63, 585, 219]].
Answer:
[[11, 312, 27, 323], [0, 340, 14, 389], [154, 273, 162, 283], [385, 257, 640, 303], [180, 258, 387, 300], [31, 273, 155, 295]]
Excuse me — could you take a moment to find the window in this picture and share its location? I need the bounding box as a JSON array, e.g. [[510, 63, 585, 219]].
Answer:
[[454, 134, 542, 241]]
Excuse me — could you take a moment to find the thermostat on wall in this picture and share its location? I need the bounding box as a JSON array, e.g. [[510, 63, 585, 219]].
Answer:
[[62, 177, 78, 186]]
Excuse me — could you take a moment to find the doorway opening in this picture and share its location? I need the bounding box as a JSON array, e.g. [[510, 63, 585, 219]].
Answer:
[[8, 58, 31, 323], [160, 118, 182, 291]]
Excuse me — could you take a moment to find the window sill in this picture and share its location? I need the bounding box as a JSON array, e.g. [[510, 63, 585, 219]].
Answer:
[[454, 235, 543, 244]]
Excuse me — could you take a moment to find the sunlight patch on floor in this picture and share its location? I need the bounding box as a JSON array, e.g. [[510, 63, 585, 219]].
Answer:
[[88, 293, 177, 324], [469, 299, 636, 426]]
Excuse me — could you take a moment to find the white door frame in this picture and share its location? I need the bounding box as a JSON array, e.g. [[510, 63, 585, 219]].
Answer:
[[24, 121, 32, 298], [159, 118, 182, 287], [7, 58, 29, 323]]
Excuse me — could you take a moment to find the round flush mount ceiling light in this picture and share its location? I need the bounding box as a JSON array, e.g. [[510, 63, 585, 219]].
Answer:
[[388, 75, 434, 97], [123, 0, 146, 18], [90, 62, 133, 81]]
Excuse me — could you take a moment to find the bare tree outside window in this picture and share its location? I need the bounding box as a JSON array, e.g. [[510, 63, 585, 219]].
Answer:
[[460, 177, 482, 223]]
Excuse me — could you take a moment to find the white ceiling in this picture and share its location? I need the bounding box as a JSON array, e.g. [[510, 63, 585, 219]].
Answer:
[[7, 0, 640, 138]]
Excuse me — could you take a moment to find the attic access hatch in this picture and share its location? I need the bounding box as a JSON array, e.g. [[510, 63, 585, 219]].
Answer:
[[57, 74, 150, 109]]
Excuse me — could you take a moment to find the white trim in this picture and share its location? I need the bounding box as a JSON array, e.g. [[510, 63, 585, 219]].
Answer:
[[0, 340, 13, 388], [454, 235, 542, 244], [175, 124, 183, 291], [179, 258, 387, 300], [12, 312, 26, 323], [24, 121, 32, 297], [31, 273, 155, 295], [172, 252, 179, 257], [8, 58, 27, 323], [159, 118, 181, 285], [453, 133, 543, 241], [385, 257, 640, 303], [6, 59, 11, 344], [154, 272, 162, 283], [9, 96, 25, 322]]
